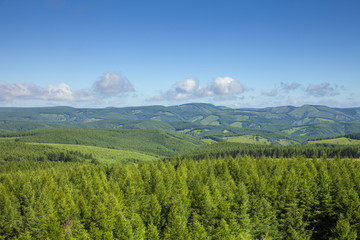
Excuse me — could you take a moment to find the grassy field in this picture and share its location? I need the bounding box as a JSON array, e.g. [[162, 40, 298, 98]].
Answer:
[[28, 143, 159, 164]]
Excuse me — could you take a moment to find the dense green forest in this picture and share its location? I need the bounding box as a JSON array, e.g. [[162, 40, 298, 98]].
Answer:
[[1, 155, 360, 239]]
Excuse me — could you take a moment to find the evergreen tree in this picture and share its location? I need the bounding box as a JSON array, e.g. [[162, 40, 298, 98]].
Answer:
[[146, 224, 160, 240], [42, 214, 64, 240], [330, 214, 357, 240], [279, 202, 312, 240], [132, 213, 146, 240], [214, 219, 235, 240], [251, 198, 280, 240], [188, 213, 209, 240]]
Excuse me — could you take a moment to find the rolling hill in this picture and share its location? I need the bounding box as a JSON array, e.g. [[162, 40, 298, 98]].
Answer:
[[0, 128, 205, 157], [1, 103, 360, 143], [306, 132, 360, 146]]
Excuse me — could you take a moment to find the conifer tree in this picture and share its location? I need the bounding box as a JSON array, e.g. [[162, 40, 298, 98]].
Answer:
[[214, 219, 235, 240], [146, 224, 160, 240], [251, 198, 280, 240], [279, 202, 312, 240], [188, 213, 209, 240], [132, 213, 146, 240], [330, 214, 357, 240], [42, 214, 64, 240]]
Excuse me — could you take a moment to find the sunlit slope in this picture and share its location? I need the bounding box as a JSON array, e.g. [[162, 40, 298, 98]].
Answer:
[[306, 132, 360, 146], [0, 129, 205, 157], [28, 143, 159, 163]]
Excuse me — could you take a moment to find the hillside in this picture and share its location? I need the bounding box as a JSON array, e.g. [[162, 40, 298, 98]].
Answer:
[[306, 132, 360, 146], [1, 104, 360, 142], [0, 129, 205, 157]]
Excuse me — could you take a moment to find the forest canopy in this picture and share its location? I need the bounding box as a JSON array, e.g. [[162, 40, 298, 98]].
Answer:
[[1, 153, 359, 239]]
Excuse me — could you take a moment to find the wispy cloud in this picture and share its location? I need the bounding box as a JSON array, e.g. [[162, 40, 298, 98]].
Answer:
[[261, 82, 300, 97], [306, 83, 339, 97], [280, 82, 301, 92], [152, 77, 247, 101]]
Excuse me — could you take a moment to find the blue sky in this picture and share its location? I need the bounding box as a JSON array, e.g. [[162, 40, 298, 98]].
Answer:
[[0, 0, 359, 108]]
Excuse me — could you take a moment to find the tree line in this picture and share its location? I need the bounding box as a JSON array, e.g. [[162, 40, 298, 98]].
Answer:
[[182, 142, 360, 160]]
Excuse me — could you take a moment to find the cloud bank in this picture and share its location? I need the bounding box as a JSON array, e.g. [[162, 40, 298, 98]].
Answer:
[[0, 72, 134, 104], [0, 81, 95, 102], [154, 77, 247, 101]]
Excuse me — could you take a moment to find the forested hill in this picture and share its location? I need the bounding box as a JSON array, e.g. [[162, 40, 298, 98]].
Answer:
[[2, 104, 360, 140], [1, 104, 360, 125], [0, 129, 204, 157]]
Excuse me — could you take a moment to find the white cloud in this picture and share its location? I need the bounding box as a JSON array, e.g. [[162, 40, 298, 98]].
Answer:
[[0, 81, 41, 101], [46, 83, 74, 101], [210, 77, 246, 95], [306, 83, 339, 97], [0, 72, 136, 105], [0, 81, 94, 103], [153, 76, 247, 101], [94, 72, 134, 96], [176, 78, 198, 93]]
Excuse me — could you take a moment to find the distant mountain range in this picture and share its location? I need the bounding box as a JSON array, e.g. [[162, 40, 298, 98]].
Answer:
[[1, 103, 360, 145]]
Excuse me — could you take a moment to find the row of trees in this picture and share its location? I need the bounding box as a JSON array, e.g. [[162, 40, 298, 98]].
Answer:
[[1, 155, 360, 239], [183, 142, 360, 159]]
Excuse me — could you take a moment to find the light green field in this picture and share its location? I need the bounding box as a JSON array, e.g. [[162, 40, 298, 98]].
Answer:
[[307, 137, 360, 146], [230, 122, 243, 128], [28, 143, 159, 164], [316, 118, 334, 123], [282, 126, 305, 135], [223, 135, 270, 145], [278, 139, 299, 146], [201, 115, 219, 125]]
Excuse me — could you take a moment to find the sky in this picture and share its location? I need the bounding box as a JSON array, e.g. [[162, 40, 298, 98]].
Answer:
[[0, 0, 359, 108]]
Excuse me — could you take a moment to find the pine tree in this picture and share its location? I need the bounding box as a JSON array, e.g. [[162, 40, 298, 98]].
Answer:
[[132, 213, 146, 240], [214, 219, 235, 240], [141, 194, 162, 228], [279, 202, 312, 240], [163, 207, 189, 240], [42, 214, 65, 240], [251, 198, 280, 240], [113, 211, 133, 240], [188, 213, 209, 240], [330, 214, 357, 240], [146, 224, 160, 240]]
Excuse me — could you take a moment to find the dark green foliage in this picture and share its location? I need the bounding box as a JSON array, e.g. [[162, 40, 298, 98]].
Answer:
[[1, 155, 360, 239], [0, 142, 95, 166]]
